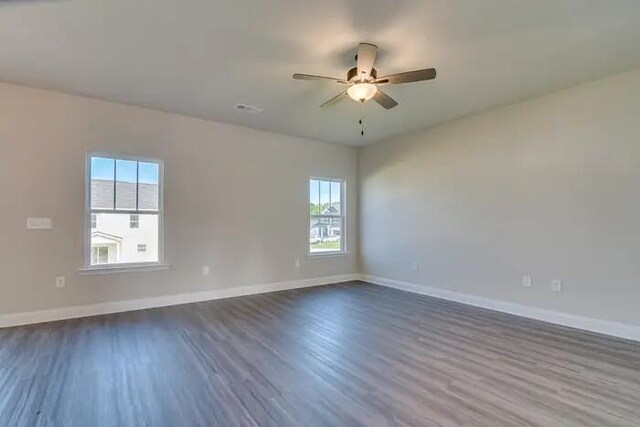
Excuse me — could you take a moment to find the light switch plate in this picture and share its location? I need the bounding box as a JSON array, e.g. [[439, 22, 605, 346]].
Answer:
[[551, 279, 562, 292], [27, 218, 52, 229], [202, 266, 210, 276], [523, 275, 533, 288]]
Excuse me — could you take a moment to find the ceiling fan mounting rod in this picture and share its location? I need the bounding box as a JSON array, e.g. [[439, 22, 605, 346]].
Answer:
[[347, 67, 377, 83]]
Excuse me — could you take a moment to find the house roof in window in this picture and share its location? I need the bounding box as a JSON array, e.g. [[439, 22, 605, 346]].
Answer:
[[91, 231, 123, 243], [91, 179, 158, 211], [321, 202, 341, 215]]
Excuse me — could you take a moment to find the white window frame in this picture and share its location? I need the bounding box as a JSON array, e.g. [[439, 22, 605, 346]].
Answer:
[[308, 176, 347, 256], [81, 152, 166, 273]]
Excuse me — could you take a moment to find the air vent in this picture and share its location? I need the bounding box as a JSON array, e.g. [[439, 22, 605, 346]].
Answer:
[[235, 103, 263, 114]]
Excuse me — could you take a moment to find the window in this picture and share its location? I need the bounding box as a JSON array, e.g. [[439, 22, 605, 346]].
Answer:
[[91, 246, 109, 264], [309, 178, 345, 254], [86, 153, 163, 269]]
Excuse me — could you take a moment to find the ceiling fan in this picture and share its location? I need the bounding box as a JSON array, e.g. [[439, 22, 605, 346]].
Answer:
[[293, 43, 436, 110]]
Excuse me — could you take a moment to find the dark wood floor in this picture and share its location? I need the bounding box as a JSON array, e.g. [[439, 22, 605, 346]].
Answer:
[[1, 281, 639, 426]]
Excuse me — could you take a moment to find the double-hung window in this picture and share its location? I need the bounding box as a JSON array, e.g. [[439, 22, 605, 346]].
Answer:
[[309, 178, 345, 254], [85, 153, 163, 269]]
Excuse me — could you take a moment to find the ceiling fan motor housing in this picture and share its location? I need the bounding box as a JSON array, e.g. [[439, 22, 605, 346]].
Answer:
[[348, 67, 377, 82]]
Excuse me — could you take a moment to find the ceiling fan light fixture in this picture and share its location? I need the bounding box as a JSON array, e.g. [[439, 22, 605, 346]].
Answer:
[[347, 82, 377, 102], [293, 42, 437, 112]]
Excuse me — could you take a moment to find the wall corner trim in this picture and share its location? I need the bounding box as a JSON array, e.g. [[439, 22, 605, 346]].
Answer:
[[0, 274, 361, 328], [361, 275, 640, 343]]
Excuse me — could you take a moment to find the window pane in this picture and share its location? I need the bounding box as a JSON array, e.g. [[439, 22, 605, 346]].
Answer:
[[115, 159, 137, 210], [310, 217, 341, 253], [320, 180, 330, 215], [309, 179, 320, 215], [91, 157, 114, 209], [99, 247, 108, 263], [92, 246, 109, 265], [90, 212, 158, 265], [330, 181, 341, 215], [138, 162, 159, 211]]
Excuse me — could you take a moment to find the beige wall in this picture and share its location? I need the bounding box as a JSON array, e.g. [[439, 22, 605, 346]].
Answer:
[[0, 83, 358, 315], [3, 67, 640, 324], [359, 68, 640, 326]]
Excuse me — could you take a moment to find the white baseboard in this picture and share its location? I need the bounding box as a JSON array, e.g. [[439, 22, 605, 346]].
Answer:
[[0, 274, 360, 329], [5, 273, 638, 343], [361, 275, 640, 342]]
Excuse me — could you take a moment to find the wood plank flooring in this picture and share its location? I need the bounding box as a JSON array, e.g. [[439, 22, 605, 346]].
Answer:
[[1, 281, 639, 426]]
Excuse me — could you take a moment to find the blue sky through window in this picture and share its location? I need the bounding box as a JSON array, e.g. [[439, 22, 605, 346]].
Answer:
[[91, 157, 159, 184], [91, 157, 114, 180], [309, 179, 340, 205], [139, 162, 159, 184], [116, 159, 136, 183]]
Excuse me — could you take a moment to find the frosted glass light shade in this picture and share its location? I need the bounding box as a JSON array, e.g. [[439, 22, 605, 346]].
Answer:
[[347, 83, 377, 102]]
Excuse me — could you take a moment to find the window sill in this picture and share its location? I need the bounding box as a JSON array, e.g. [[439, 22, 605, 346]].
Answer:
[[78, 263, 170, 275], [307, 251, 350, 259]]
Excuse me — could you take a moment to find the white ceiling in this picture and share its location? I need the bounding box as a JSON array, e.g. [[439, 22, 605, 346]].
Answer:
[[2, 1, 640, 146]]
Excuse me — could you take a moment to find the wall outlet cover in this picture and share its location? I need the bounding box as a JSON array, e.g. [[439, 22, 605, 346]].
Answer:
[[551, 279, 562, 292], [411, 262, 420, 271], [202, 266, 210, 276], [55, 276, 66, 288], [523, 275, 533, 288]]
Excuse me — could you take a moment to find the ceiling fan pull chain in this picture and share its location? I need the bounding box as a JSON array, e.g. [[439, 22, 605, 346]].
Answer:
[[359, 101, 365, 136]]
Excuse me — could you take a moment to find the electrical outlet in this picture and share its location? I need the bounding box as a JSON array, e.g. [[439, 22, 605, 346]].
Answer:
[[202, 266, 210, 276], [294, 258, 300, 268], [551, 279, 562, 292], [523, 275, 532, 288], [411, 262, 420, 271], [55, 276, 66, 288]]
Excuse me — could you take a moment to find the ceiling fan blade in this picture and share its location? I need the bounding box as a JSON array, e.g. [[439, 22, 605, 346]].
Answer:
[[373, 89, 398, 109], [356, 43, 378, 81], [375, 68, 436, 85], [293, 73, 347, 84], [320, 91, 348, 107]]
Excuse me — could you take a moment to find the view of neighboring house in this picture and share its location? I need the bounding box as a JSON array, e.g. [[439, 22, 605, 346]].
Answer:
[[309, 202, 342, 252], [322, 202, 340, 216], [91, 179, 159, 265], [309, 177, 344, 253]]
